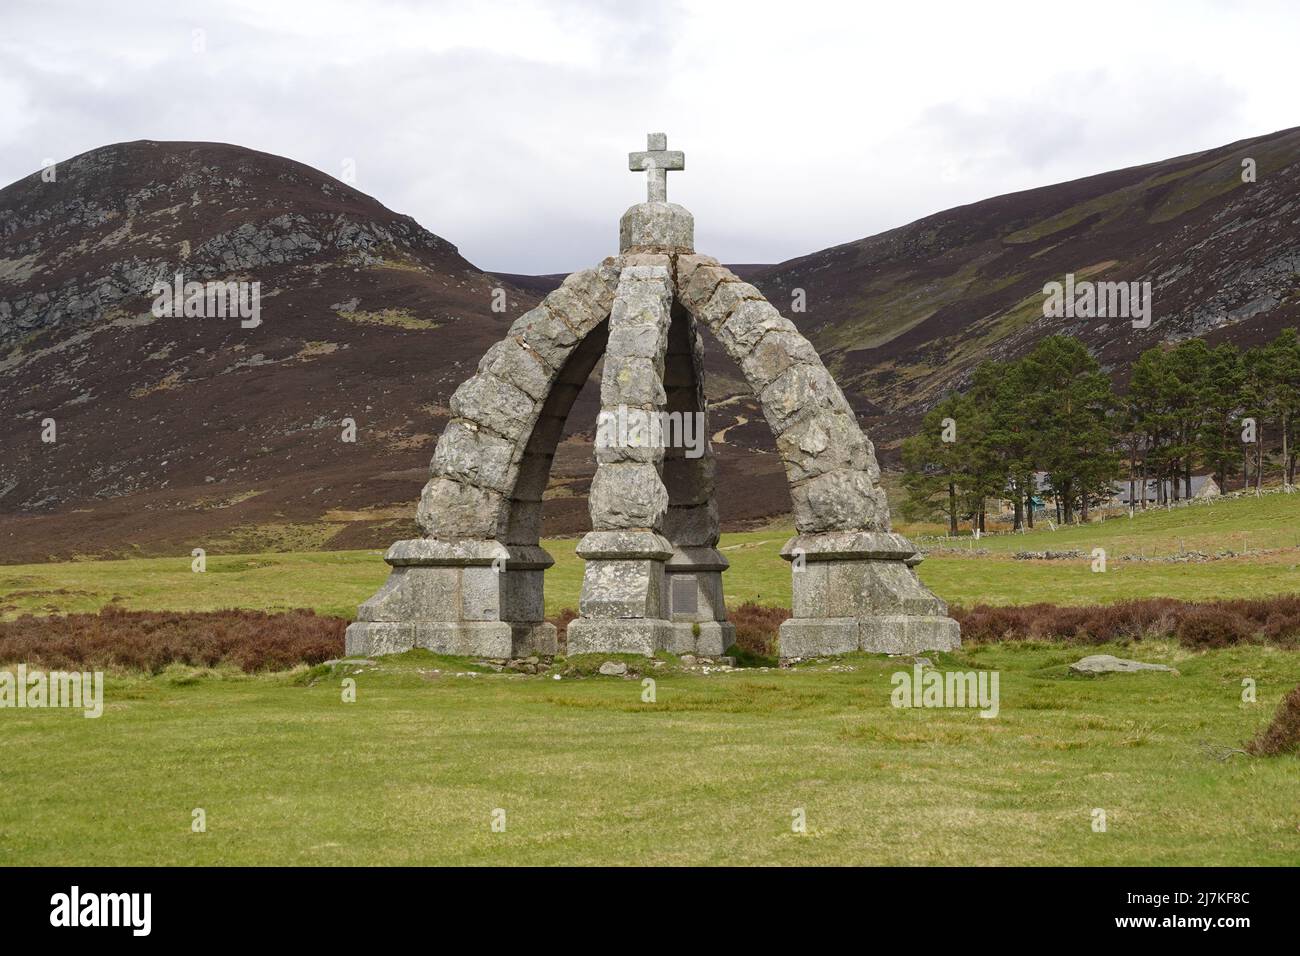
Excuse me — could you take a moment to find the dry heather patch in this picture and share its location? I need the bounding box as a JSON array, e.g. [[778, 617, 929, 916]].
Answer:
[[1246, 684, 1300, 756], [0, 607, 345, 673], [7, 595, 1296, 675], [729, 601, 791, 658], [548, 608, 579, 648], [642, 596, 1300, 660], [954, 596, 1300, 649]]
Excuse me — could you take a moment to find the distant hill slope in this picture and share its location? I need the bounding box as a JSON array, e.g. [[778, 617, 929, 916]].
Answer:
[[0, 141, 787, 561], [4, 130, 1299, 562], [750, 126, 1300, 445]]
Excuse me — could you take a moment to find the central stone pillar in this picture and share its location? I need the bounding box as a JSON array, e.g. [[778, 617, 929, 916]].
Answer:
[[661, 304, 735, 656], [566, 261, 678, 655]]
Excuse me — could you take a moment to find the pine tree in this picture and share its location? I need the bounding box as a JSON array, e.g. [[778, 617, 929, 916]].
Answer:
[[1197, 342, 1243, 491], [1019, 336, 1119, 522], [1168, 340, 1209, 498], [1241, 344, 1273, 492], [901, 393, 968, 534], [1265, 328, 1300, 488], [1129, 347, 1177, 505], [971, 359, 1037, 530], [898, 330, 1298, 524]]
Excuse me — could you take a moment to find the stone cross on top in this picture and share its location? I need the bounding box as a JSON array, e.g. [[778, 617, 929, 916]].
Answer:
[[629, 132, 684, 203]]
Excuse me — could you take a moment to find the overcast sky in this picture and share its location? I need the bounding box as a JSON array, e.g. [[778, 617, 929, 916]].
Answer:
[[2, 0, 1296, 273]]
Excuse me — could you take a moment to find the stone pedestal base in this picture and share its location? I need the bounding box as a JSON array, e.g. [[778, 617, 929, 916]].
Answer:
[[776, 618, 857, 658], [510, 622, 559, 656], [346, 538, 557, 659], [858, 615, 960, 655], [568, 533, 737, 657], [568, 530, 677, 656], [663, 546, 736, 655], [344, 620, 557, 658], [778, 532, 960, 659], [566, 618, 676, 656], [665, 621, 736, 656], [777, 615, 960, 658]]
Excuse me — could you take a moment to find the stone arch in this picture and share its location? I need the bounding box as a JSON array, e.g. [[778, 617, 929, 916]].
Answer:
[[415, 259, 620, 544], [343, 261, 620, 660], [347, 133, 958, 662], [668, 254, 958, 658], [674, 255, 890, 535], [502, 318, 608, 546]]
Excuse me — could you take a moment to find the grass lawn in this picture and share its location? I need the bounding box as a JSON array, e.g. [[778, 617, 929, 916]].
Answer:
[[2, 643, 1296, 865], [2, 492, 1297, 866], [3, 490, 1300, 619], [5, 543, 1300, 620], [905, 489, 1300, 557]]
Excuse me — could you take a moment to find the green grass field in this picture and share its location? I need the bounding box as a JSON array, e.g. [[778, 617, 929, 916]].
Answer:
[[3, 492, 1300, 620], [908, 490, 1300, 557], [3, 643, 1296, 865], [2, 492, 1297, 865]]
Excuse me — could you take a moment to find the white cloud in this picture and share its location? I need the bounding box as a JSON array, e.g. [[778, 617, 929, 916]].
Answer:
[[0, 0, 1295, 272]]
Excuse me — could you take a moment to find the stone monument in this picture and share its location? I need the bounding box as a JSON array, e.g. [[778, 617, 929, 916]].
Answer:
[[345, 134, 959, 660]]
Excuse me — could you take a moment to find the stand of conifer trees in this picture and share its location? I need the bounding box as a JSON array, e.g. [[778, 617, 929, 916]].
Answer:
[[901, 329, 1300, 532]]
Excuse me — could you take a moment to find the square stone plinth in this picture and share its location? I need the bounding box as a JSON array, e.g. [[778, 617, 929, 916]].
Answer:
[[776, 615, 960, 658], [346, 620, 514, 658], [777, 618, 858, 658], [347, 538, 556, 659], [777, 532, 961, 659], [665, 621, 736, 656], [857, 615, 960, 655], [567, 618, 676, 656]]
